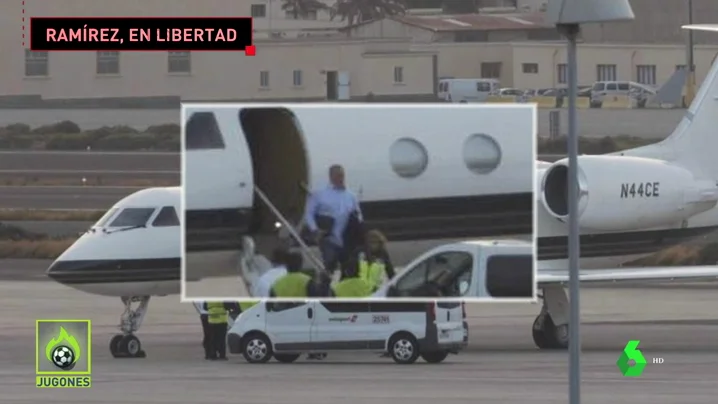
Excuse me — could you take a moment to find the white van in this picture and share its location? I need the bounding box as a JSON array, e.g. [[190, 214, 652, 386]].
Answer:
[[227, 301, 468, 364], [590, 81, 656, 108], [438, 78, 500, 103]]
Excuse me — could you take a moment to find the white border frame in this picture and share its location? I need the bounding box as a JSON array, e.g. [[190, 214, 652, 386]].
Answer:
[[179, 102, 537, 303]]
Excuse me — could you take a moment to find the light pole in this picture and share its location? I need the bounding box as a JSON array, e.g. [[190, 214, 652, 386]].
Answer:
[[686, 0, 696, 106], [545, 1, 635, 403]]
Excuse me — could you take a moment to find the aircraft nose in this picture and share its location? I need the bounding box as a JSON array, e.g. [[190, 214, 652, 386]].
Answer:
[[46, 259, 85, 284]]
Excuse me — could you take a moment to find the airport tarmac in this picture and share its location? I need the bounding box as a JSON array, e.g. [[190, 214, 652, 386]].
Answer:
[[1, 276, 717, 404], [0, 150, 179, 172], [0, 186, 140, 209]]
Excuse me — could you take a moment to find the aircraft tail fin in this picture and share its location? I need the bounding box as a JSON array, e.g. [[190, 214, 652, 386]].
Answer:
[[641, 25, 718, 180]]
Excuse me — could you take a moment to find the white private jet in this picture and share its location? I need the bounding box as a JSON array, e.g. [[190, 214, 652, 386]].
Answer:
[[46, 25, 718, 358], [47, 103, 535, 357]]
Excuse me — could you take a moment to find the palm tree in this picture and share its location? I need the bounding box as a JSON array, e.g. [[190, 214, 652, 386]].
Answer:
[[281, 0, 330, 19], [330, 0, 408, 27]]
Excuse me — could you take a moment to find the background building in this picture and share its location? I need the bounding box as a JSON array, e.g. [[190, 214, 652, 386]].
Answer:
[[1, 0, 716, 104]]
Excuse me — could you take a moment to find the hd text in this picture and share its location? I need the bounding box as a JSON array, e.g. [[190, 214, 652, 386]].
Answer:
[[30, 17, 255, 54]]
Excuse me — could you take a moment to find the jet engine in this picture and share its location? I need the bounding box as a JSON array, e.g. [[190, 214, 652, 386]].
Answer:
[[540, 155, 718, 232]]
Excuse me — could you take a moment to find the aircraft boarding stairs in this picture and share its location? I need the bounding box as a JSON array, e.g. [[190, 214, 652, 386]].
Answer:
[[236, 185, 325, 296]]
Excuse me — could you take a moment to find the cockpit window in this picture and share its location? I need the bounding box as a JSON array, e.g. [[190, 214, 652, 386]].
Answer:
[[152, 206, 179, 227], [185, 111, 225, 150], [95, 208, 119, 227], [108, 208, 155, 227]]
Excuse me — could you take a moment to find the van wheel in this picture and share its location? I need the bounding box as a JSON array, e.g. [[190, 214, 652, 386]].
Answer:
[[241, 332, 273, 363], [274, 354, 301, 363], [420, 351, 449, 363], [388, 333, 420, 364]]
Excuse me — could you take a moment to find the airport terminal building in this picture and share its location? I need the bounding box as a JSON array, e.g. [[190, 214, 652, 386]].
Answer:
[[2, 0, 718, 103]]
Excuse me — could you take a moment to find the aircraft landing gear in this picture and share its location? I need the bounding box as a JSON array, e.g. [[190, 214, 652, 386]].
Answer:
[[532, 285, 569, 350], [110, 296, 150, 358]]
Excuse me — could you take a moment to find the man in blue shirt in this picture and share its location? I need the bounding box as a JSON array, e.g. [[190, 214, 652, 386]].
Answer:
[[304, 164, 363, 276]]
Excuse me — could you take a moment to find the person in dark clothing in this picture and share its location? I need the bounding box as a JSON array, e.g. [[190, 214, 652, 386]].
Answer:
[[193, 302, 212, 359], [349, 229, 395, 291], [307, 270, 335, 297], [202, 301, 239, 360]]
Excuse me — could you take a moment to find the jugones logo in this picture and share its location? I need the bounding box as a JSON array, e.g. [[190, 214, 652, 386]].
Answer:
[[47, 327, 81, 370], [36, 320, 92, 388]]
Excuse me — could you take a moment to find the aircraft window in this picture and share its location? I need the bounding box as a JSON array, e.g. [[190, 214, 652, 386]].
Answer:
[[95, 208, 118, 227], [463, 133, 501, 174], [485, 255, 533, 298], [266, 301, 306, 312], [108, 208, 156, 227], [185, 111, 225, 150], [389, 137, 429, 178], [393, 251, 473, 297], [152, 206, 179, 227]]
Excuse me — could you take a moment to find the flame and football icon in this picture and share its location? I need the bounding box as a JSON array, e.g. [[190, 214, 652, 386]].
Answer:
[[45, 327, 81, 370]]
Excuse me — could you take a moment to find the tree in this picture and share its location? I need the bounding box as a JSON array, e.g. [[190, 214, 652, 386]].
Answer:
[[281, 0, 330, 19], [330, 0, 408, 27]]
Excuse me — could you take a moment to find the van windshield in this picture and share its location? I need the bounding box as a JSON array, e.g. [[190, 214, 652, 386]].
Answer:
[[108, 208, 156, 227], [592, 83, 604, 91]]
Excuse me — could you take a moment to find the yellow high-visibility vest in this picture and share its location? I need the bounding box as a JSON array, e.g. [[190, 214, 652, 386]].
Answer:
[[206, 302, 228, 324], [332, 277, 373, 297], [358, 256, 386, 290], [239, 301, 259, 311], [270, 272, 311, 297]]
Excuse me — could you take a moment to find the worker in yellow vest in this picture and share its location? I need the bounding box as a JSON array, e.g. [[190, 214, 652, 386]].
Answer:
[[352, 230, 395, 292], [332, 258, 373, 297], [202, 301, 238, 360], [239, 301, 259, 312], [270, 252, 312, 297]]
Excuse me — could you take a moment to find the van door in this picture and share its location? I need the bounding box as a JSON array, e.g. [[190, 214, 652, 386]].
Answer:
[[264, 301, 314, 351], [313, 302, 372, 349], [433, 302, 464, 344]]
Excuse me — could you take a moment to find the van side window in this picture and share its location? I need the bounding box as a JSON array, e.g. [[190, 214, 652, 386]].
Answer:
[[109, 208, 155, 227], [485, 255, 533, 298], [476, 82, 491, 92], [606, 83, 617, 90], [617, 83, 629, 91], [266, 301, 305, 312], [152, 206, 180, 227], [393, 251, 473, 297], [185, 111, 226, 150]]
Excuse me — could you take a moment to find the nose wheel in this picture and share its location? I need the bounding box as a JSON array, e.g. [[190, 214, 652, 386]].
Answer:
[[110, 334, 146, 358], [110, 296, 150, 358]]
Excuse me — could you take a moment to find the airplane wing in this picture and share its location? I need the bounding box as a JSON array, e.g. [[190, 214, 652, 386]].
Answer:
[[538, 266, 718, 286], [682, 24, 718, 32]]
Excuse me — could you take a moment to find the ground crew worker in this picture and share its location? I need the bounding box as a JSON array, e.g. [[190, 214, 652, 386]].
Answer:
[[192, 301, 211, 359], [353, 229, 395, 292], [202, 301, 237, 360], [332, 259, 373, 297], [269, 252, 312, 297]]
